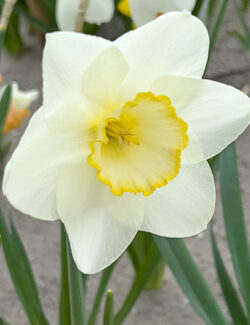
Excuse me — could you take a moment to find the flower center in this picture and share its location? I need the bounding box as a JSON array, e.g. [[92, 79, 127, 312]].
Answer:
[[105, 119, 139, 145], [88, 92, 188, 197]]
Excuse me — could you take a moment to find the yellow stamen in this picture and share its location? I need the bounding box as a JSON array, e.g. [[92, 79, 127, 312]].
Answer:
[[105, 119, 139, 145]]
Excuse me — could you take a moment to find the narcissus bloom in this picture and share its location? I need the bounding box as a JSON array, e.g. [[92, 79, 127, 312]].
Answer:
[[3, 12, 250, 273], [0, 82, 38, 134], [117, 0, 195, 26], [56, 0, 114, 31]]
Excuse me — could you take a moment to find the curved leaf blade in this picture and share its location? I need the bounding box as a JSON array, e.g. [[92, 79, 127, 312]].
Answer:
[[219, 143, 250, 316], [154, 236, 229, 325], [210, 226, 248, 325]]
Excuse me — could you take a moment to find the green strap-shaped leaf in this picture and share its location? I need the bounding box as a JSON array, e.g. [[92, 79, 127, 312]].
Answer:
[[14, 4, 54, 33], [59, 223, 71, 325], [232, 0, 250, 44], [0, 212, 49, 325], [205, 0, 229, 72], [103, 291, 114, 325], [154, 236, 229, 325], [66, 234, 86, 325], [0, 84, 11, 133], [114, 241, 161, 325], [210, 226, 248, 325], [219, 143, 250, 317], [88, 262, 116, 325], [0, 317, 10, 325], [4, 12, 24, 55]]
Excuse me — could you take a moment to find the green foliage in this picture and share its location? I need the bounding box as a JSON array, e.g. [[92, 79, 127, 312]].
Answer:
[[65, 225, 86, 325], [0, 84, 12, 166], [103, 291, 114, 325], [0, 84, 11, 133], [88, 263, 116, 325], [0, 317, 10, 325], [0, 212, 49, 325], [154, 236, 229, 325], [4, 12, 24, 54], [59, 223, 72, 325], [114, 241, 161, 325], [210, 226, 248, 325], [232, 0, 250, 51], [219, 144, 250, 317]]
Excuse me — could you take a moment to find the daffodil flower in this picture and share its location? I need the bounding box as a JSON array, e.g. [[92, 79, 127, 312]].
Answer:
[[0, 82, 39, 134], [3, 12, 250, 274], [117, 0, 196, 26], [56, 0, 114, 31]]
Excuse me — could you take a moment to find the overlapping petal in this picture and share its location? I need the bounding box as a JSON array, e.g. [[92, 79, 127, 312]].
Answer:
[[82, 46, 129, 106], [3, 108, 88, 221], [57, 162, 144, 273], [115, 12, 209, 100], [151, 75, 250, 163], [43, 32, 111, 132], [141, 161, 215, 237]]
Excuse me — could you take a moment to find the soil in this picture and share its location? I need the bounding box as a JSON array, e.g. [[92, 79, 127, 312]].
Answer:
[[0, 4, 250, 325]]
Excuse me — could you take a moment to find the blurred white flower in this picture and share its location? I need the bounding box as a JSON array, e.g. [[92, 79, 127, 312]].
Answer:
[[0, 81, 38, 134], [56, 0, 114, 31], [117, 0, 196, 26], [3, 13, 250, 273]]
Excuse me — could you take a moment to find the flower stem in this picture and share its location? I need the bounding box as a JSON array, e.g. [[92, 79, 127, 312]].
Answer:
[[75, 0, 90, 33], [0, 0, 17, 31]]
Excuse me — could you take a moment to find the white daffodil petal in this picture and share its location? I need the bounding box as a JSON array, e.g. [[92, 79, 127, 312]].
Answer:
[[57, 162, 144, 274], [43, 32, 111, 129], [115, 12, 209, 99], [141, 161, 215, 237], [86, 0, 114, 24], [82, 46, 129, 106], [56, 0, 80, 31], [151, 75, 250, 163], [3, 107, 87, 221], [130, 0, 196, 27]]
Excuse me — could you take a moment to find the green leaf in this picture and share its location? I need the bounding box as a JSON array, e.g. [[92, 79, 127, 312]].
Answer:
[[205, 0, 229, 71], [59, 223, 71, 325], [232, 0, 250, 43], [234, 30, 250, 50], [88, 263, 116, 325], [66, 234, 86, 325], [114, 240, 161, 325], [154, 236, 229, 325], [34, 0, 56, 20], [4, 12, 24, 55], [14, 3, 54, 33], [0, 84, 11, 133], [242, 0, 249, 10], [0, 317, 10, 325], [103, 290, 114, 325], [0, 212, 49, 325], [192, 0, 203, 16], [0, 30, 6, 58], [219, 143, 250, 317], [210, 226, 248, 325]]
